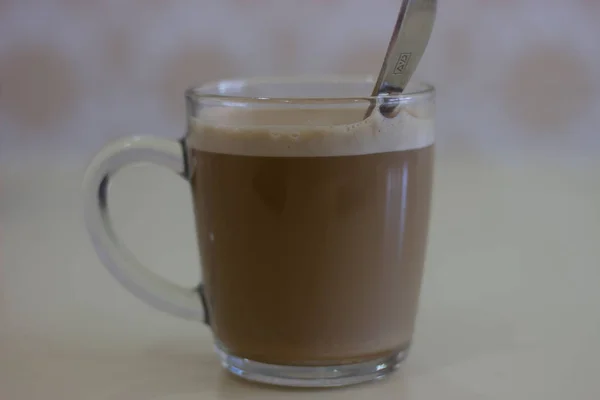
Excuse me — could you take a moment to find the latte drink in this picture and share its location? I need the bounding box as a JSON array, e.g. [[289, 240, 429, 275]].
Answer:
[[188, 106, 434, 366]]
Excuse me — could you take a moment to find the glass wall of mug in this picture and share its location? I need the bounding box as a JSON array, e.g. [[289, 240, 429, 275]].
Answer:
[[185, 76, 435, 386]]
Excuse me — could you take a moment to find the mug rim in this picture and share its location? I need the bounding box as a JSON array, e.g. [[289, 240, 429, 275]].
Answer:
[[185, 75, 434, 105]]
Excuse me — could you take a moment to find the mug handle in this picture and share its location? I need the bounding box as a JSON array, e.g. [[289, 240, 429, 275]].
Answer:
[[83, 136, 208, 323]]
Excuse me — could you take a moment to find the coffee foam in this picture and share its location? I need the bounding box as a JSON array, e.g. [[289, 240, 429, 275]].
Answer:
[[187, 106, 434, 157]]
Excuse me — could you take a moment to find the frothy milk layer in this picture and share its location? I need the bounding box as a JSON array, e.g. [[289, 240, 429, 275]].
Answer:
[[187, 107, 434, 157]]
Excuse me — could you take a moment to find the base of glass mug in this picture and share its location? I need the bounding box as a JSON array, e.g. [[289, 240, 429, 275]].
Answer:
[[216, 344, 409, 387]]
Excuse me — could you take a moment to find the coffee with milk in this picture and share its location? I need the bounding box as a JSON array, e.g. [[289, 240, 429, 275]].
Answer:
[[188, 106, 434, 365]]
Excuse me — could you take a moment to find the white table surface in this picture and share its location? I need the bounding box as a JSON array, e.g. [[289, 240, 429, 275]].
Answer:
[[2, 154, 600, 399]]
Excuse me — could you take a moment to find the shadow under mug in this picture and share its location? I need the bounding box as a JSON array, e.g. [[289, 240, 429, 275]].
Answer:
[[83, 76, 435, 387]]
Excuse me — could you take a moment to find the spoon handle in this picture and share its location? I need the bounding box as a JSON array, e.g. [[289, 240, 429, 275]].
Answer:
[[372, 0, 437, 96]]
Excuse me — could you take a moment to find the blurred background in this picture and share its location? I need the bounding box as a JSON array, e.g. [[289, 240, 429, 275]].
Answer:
[[1, 0, 599, 166]]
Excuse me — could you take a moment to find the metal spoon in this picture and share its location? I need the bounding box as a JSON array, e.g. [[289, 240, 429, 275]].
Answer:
[[366, 0, 437, 118]]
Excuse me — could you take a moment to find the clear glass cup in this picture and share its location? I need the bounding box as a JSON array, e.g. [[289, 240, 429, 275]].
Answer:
[[83, 76, 435, 387]]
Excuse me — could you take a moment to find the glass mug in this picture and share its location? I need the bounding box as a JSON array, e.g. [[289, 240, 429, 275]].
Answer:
[[83, 76, 435, 387]]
